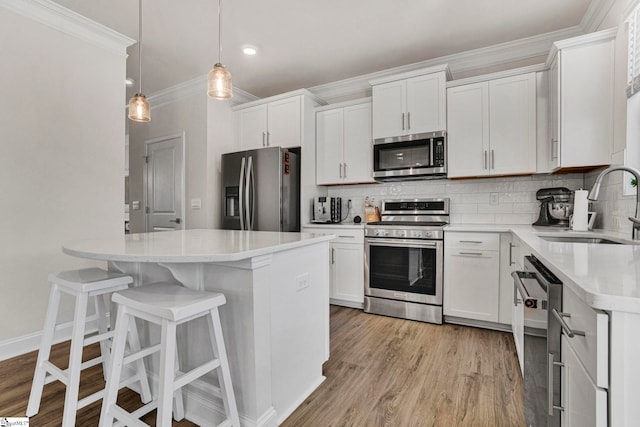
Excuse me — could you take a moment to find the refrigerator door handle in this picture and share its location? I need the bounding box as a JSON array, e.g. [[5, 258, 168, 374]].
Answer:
[[246, 155, 255, 230], [239, 157, 246, 230]]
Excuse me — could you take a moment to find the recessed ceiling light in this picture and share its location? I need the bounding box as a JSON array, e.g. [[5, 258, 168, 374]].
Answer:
[[125, 77, 135, 86], [242, 45, 257, 56]]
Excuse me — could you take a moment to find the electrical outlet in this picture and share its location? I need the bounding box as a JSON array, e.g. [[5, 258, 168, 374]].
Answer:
[[490, 192, 499, 206], [296, 273, 310, 292]]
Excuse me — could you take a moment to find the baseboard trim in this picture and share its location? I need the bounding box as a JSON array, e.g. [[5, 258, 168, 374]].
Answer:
[[275, 375, 326, 425], [444, 315, 511, 333], [330, 299, 364, 310], [0, 314, 102, 362]]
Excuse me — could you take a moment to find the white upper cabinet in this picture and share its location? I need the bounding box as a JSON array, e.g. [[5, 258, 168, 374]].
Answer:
[[543, 29, 615, 172], [236, 95, 302, 150], [370, 66, 449, 140], [316, 100, 374, 185], [447, 72, 537, 178]]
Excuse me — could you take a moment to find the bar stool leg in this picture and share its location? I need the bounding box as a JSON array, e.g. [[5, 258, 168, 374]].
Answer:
[[94, 293, 111, 381], [208, 308, 240, 427], [99, 307, 130, 427], [157, 319, 177, 427], [26, 284, 62, 417], [126, 316, 152, 403], [61, 291, 89, 427], [173, 346, 185, 421]]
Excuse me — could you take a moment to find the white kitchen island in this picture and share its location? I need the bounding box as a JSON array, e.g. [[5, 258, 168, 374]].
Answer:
[[62, 229, 334, 427]]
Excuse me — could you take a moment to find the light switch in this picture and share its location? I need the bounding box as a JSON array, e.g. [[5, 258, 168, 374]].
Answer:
[[132, 200, 140, 210], [191, 198, 202, 209]]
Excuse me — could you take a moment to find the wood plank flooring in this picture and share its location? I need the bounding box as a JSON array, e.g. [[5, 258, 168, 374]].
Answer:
[[0, 306, 524, 426], [281, 306, 525, 427]]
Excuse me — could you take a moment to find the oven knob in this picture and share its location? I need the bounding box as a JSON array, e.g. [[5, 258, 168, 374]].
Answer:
[[413, 231, 422, 238], [424, 232, 432, 238], [398, 230, 406, 237], [374, 230, 381, 236]]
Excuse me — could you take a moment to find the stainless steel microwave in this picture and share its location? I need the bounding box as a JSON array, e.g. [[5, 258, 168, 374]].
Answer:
[[372, 131, 446, 181]]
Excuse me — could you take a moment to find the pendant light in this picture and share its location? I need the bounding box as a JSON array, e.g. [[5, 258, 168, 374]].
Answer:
[[207, 0, 233, 99], [128, 0, 151, 122]]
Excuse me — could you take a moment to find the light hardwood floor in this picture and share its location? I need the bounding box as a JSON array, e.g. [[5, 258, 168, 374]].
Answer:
[[0, 306, 524, 426], [281, 306, 525, 427]]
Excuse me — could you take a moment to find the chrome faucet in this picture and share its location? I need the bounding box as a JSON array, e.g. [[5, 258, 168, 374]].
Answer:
[[588, 165, 640, 240]]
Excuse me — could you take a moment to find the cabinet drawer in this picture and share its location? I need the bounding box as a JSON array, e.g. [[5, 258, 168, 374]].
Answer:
[[445, 232, 499, 251], [302, 227, 364, 244], [560, 286, 609, 388]]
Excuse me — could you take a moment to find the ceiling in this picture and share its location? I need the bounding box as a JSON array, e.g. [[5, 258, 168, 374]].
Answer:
[[52, 0, 599, 100]]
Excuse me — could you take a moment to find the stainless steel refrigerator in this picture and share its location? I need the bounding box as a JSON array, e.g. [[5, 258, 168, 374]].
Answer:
[[221, 146, 300, 231]]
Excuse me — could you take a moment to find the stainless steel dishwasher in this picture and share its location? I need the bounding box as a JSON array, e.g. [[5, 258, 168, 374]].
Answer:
[[512, 255, 563, 427]]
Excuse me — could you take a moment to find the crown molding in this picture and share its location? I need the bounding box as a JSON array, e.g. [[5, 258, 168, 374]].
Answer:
[[580, 0, 617, 33], [145, 75, 259, 109], [446, 63, 548, 88], [309, 25, 584, 103], [545, 27, 617, 66], [369, 64, 452, 86], [0, 0, 134, 56], [231, 88, 326, 111]]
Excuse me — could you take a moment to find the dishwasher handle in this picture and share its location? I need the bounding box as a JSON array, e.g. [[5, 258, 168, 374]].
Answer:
[[511, 271, 546, 309]]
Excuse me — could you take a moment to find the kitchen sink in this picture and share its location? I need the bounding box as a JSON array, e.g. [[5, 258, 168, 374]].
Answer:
[[539, 235, 625, 244]]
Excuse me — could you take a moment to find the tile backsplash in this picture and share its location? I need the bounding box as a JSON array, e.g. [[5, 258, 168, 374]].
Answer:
[[327, 174, 585, 225], [584, 169, 638, 234]]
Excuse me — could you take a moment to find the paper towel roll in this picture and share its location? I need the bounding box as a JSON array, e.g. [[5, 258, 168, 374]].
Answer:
[[572, 189, 589, 231]]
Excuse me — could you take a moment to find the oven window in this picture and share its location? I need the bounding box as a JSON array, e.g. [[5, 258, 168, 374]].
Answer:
[[369, 245, 437, 295], [374, 140, 430, 171]]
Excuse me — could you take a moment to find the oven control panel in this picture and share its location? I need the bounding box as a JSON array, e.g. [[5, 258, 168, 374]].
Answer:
[[365, 227, 442, 240]]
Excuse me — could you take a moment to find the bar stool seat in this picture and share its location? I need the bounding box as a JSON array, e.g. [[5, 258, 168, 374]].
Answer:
[[27, 268, 152, 427], [99, 282, 240, 427]]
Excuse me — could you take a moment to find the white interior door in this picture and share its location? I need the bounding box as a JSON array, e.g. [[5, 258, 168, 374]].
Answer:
[[145, 134, 185, 232]]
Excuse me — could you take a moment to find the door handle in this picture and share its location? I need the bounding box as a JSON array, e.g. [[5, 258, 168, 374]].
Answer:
[[267, 131, 270, 146], [401, 113, 405, 131], [169, 218, 181, 224], [262, 132, 266, 147], [246, 156, 255, 230], [484, 150, 487, 170], [331, 247, 336, 264], [344, 163, 347, 178], [491, 149, 495, 169], [239, 157, 246, 230], [509, 243, 515, 266], [551, 138, 558, 160], [339, 163, 343, 178], [407, 112, 411, 130]]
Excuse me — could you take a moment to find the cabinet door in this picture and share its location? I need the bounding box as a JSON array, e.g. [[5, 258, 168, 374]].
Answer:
[[372, 80, 406, 139], [268, 96, 301, 147], [447, 82, 490, 178], [331, 242, 364, 304], [561, 337, 608, 427], [237, 104, 268, 150], [342, 103, 374, 184], [316, 109, 344, 185], [443, 248, 499, 322], [406, 72, 446, 134], [549, 56, 560, 170], [489, 73, 537, 175]]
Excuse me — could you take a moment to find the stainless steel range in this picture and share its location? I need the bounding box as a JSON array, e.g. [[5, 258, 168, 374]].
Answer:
[[364, 198, 449, 324]]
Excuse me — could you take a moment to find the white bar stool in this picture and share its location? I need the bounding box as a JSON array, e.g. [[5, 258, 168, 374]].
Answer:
[[27, 267, 152, 427], [99, 282, 240, 427]]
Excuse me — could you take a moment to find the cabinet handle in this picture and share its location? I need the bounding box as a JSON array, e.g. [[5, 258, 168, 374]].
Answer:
[[344, 163, 347, 178], [552, 309, 585, 338], [484, 150, 488, 170], [459, 240, 483, 244], [401, 113, 405, 131], [458, 251, 483, 256], [338, 235, 355, 238], [262, 132, 266, 147], [267, 131, 270, 146], [407, 112, 411, 130], [339, 163, 343, 178], [509, 243, 515, 266], [331, 247, 336, 264], [551, 138, 558, 161], [491, 150, 495, 169], [548, 353, 565, 415]]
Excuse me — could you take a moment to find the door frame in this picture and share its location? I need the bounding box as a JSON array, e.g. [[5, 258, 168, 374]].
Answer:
[[143, 132, 186, 232]]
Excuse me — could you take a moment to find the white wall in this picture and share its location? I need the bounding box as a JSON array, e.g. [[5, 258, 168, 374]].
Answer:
[[0, 7, 129, 353]]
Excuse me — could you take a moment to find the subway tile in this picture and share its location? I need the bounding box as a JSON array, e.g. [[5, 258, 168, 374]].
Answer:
[[449, 203, 478, 214], [513, 202, 540, 214], [477, 203, 514, 214], [458, 213, 496, 224], [495, 213, 533, 224]]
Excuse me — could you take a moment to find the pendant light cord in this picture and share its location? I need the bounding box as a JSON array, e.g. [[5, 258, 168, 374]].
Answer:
[[138, 0, 143, 94], [218, 0, 223, 64]]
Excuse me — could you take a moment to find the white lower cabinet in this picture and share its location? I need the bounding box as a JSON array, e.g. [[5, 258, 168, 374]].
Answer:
[[444, 232, 500, 322], [512, 285, 524, 375], [562, 336, 608, 427], [303, 226, 364, 308]]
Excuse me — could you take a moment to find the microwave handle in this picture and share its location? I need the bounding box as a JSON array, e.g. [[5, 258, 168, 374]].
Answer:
[[429, 138, 434, 167]]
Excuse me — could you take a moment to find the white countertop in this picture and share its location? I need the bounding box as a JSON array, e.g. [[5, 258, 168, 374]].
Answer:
[[62, 229, 335, 263], [446, 224, 640, 314]]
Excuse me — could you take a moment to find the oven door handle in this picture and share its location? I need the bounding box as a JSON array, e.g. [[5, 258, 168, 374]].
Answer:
[[367, 238, 438, 248], [511, 271, 546, 309]]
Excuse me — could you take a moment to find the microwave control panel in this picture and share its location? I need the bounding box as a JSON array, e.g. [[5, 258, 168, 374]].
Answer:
[[433, 138, 445, 167]]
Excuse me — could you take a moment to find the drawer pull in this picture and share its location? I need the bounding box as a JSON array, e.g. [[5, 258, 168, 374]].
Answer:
[[552, 309, 585, 338], [459, 252, 483, 256], [338, 235, 355, 238], [459, 240, 483, 244]]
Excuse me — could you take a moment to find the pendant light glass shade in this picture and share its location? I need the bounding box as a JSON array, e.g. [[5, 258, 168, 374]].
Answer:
[[128, 0, 150, 122], [208, 63, 233, 99], [128, 93, 151, 122], [208, 0, 233, 99]]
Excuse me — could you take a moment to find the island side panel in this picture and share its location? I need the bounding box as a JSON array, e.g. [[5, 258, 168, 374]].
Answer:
[[269, 241, 330, 423]]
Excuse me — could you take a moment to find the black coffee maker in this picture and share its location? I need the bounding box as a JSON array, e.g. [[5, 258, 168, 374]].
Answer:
[[533, 187, 573, 227]]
